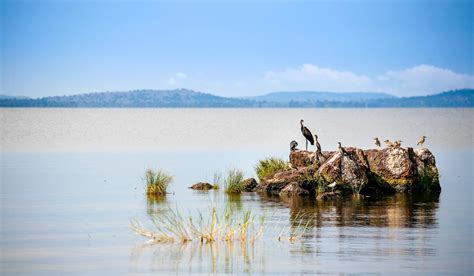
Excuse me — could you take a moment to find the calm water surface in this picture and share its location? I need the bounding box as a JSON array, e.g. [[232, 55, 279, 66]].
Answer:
[[0, 108, 473, 274]]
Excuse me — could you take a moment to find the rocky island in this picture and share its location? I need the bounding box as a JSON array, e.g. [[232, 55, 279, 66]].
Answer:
[[255, 146, 440, 198]]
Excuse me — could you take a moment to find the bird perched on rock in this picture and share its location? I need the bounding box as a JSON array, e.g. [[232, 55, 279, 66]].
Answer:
[[327, 181, 337, 192], [300, 120, 314, 150], [290, 140, 298, 151], [374, 137, 381, 148], [314, 134, 322, 155], [384, 139, 394, 148], [417, 136, 427, 146], [337, 142, 348, 155], [394, 140, 402, 148]]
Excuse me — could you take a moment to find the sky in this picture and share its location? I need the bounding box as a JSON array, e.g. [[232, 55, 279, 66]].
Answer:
[[1, 0, 473, 98]]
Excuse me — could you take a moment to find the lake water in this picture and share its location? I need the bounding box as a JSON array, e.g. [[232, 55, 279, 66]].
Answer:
[[0, 108, 473, 274]]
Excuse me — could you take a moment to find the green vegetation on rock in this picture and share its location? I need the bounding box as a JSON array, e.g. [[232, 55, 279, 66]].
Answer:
[[255, 157, 289, 182]]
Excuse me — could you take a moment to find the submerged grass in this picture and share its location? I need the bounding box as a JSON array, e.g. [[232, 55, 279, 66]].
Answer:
[[131, 206, 266, 244], [145, 168, 173, 195], [255, 157, 289, 182], [212, 172, 222, 190], [278, 212, 311, 242], [224, 169, 245, 194]]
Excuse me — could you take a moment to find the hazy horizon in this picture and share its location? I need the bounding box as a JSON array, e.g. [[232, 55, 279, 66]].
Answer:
[[3, 87, 472, 100]]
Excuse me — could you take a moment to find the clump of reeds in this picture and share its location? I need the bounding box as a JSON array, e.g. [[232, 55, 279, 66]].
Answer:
[[224, 169, 245, 194], [145, 168, 173, 195], [212, 172, 222, 190], [351, 182, 364, 198], [278, 212, 311, 242], [255, 157, 289, 182], [131, 206, 266, 244]]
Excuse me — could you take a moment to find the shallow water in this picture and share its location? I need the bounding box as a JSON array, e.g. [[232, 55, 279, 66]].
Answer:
[[0, 108, 473, 274]]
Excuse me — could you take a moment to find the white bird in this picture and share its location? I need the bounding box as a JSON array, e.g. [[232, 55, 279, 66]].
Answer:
[[328, 181, 337, 192]]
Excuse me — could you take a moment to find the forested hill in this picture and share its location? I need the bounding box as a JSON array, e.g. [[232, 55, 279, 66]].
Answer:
[[0, 89, 472, 107]]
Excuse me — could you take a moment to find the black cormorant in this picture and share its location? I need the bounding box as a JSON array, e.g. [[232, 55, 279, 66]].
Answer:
[[337, 142, 348, 155], [374, 137, 381, 147], [314, 134, 322, 154], [290, 140, 298, 151], [300, 119, 314, 150]]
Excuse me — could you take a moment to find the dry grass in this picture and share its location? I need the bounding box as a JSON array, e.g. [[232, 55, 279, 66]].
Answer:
[[278, 212, 311, 242], [131, 206, 265, 244]]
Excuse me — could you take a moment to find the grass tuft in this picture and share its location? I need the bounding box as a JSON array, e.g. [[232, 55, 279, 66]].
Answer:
[[212, 172, 222, 190], [145, 168, 173, 195], [132, 206, 266, 244], [255, 157, 289, 182], [224, 169, 245, 194]]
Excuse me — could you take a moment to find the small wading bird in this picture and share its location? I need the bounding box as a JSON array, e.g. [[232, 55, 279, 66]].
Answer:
[[314, 134, 322, 155], [337, 142, 348, 155], [417, 135, 427, 146], [300, 120, 314, 150], [374, 137, 381, 148], [394, 139, 402, 148], [328, 181, 337, 193], [384, 139, 394, 148], [290, 140, 298, 151]]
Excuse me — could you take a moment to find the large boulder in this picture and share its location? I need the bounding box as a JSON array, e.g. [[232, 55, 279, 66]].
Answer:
[[257, 167, 317, 195], [290, 150, 316, 168], [242, 178, 258, 192], [364, 147, 417, 192], [280, 182, 310, 196], [189, 182, 214, 190], [257, 146, 441, 197], [413, 148, 441, 192], [317, 148, 369, 193], [290, 150, 330, 169]]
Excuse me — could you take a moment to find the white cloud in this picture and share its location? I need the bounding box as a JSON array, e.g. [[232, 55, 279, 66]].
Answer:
[[264, 64, 372, 92], [375, 64, 474, 96], [262, 64, 474, 96], [167, 72, 188, 86], [175, 72, 187, 79]]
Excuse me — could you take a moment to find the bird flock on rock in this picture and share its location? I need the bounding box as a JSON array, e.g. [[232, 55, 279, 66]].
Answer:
[[292, 119, 428, 154]]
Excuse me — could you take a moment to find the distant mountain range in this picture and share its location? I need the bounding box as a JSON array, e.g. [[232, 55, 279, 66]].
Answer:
[[248, 91, 395, 103], [0, 94, 30, 100], [0, 89, 472, 108]]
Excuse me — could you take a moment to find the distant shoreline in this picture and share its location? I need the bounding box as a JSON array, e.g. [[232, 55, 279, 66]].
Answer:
[[1, 89, 472, 108]]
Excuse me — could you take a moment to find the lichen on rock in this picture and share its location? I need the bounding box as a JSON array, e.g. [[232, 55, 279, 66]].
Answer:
[[255, 146, 441, 197]]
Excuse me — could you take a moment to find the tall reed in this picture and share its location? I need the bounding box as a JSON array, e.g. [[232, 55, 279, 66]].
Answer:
[[224, 169, 245, 194], [131, 206, 266, 244]]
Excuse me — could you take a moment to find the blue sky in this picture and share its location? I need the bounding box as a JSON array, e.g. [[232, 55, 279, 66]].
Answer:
[[1, 0, 473, 97]]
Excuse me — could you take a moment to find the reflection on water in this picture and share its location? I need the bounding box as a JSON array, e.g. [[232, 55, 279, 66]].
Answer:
[[146, 194, 167, 215], [132, 192, 441, 273], [259, 193, 440, 229], [1, 107, 472, 274], [130, 239, 266, 274]]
